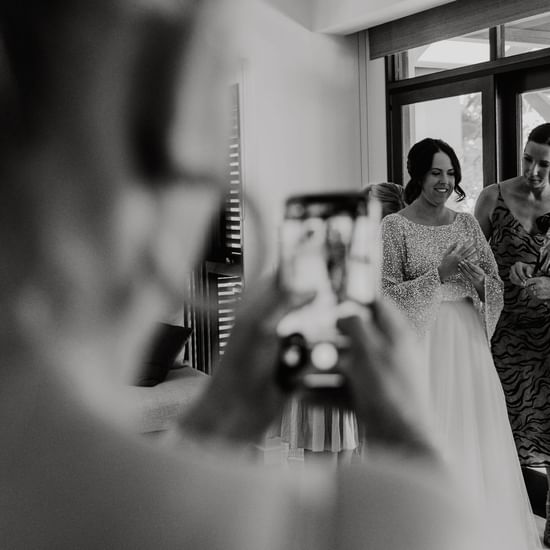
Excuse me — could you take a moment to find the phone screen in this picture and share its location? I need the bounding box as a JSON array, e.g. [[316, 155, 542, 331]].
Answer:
[[277, 192, 381, 344]]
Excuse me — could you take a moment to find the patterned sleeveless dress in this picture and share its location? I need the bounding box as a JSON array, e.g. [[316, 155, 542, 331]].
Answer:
[[490, 184, 550, 467]]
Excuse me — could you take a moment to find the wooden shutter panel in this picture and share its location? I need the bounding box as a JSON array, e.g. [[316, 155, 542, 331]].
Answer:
[[225, 84, 243, 260], [186, 83, 245, 374]]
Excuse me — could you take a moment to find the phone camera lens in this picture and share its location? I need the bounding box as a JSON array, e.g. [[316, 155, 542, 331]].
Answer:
[[281, 345, 303, 368], [310, 342, 339, 371], [277, 333, 308, 391], [279, 333, 307, 368]]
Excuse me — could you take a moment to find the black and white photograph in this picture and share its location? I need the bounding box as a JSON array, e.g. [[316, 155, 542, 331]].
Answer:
[[1, 0, 550, 548]]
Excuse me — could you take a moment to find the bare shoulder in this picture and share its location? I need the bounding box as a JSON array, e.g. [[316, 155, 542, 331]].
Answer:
[[475, 183, 499, 210], [474, 184, 500, 239], [499, 176, 523, 199]]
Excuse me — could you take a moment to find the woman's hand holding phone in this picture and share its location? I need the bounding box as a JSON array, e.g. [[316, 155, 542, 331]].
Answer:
[[178, 277, 315, 446], [178, 191, 434, 457], [179, 275, 437, 462]]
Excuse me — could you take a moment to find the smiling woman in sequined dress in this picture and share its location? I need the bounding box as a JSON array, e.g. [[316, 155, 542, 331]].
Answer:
[[381, 138, 542, 550]]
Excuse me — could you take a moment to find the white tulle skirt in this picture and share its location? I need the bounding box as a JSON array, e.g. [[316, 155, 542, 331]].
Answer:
[[423, 300, 541, 549]]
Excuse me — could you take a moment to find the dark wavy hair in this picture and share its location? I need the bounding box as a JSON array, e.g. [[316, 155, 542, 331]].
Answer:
[[527, 123, 550, 146], [403, 138, 464, 205]]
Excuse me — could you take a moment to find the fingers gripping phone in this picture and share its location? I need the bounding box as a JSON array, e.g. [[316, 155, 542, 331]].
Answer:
[[276, 191, 381, 407]]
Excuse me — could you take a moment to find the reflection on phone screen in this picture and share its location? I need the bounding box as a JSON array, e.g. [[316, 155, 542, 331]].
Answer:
[[278, 194, 380, 344]]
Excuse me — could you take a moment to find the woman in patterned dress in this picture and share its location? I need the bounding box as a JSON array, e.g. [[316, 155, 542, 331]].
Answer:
[[382, 138, 541, 549], [475, 122, 550, 546]]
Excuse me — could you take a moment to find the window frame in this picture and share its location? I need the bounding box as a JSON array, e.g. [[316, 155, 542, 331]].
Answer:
[[388, 75, 496, 189], [385, 41, 550, 190]]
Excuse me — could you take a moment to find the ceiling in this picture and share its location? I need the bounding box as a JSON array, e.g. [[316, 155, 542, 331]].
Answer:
[[311, 0, 456, 34], [263, 0, 456, 34]]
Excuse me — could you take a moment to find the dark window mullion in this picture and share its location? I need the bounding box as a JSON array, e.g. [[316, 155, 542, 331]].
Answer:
[[490, 26, 506, 60]]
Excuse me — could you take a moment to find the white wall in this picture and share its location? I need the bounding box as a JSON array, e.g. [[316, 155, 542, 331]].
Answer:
[[237, 0, 363, 278], [358, 33, 388, 184]]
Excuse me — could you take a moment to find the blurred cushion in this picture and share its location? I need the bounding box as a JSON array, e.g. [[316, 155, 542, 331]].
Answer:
[[134, 323, 192, 387]]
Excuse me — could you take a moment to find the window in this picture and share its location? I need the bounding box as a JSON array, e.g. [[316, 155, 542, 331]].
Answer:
[[397, 31, 491, 80], [521, 88, 550, 145], [388, 77, 494, 213], [400, 92, 483, 213], [384, 15, 550, 207], [504, 13, 550, 57]]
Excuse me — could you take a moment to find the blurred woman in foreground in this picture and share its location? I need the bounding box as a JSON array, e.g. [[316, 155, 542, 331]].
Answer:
[[0, 1, 492, 549]]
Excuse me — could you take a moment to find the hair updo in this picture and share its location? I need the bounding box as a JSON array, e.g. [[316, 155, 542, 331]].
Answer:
[[363, 182, 405, 218], [403, 137, 465, 205], [527, 123, 550, 147]]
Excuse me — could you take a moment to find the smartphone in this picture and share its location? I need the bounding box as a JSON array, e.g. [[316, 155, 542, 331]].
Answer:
[[276, 191, 381, 406]]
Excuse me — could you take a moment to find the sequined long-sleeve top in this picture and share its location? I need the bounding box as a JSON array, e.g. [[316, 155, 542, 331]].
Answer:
[[381, 212, 503, 339]]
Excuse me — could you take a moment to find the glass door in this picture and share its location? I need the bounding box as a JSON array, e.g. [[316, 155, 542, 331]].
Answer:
[[498, 68, 550, 179], [401, 92, 483, 212], [389, 77, 496, 213], [521, 87, 550, 147]]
